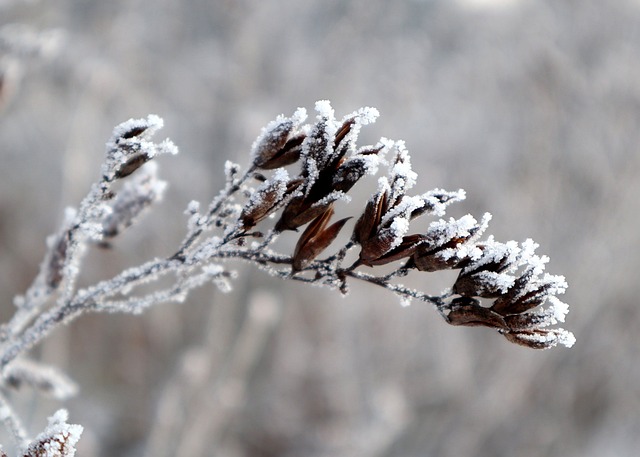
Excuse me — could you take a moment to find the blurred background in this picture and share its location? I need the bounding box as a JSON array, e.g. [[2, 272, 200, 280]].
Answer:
[[1, 0, 639, 455]]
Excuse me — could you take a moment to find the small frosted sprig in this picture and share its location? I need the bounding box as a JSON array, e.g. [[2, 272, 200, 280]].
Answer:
[[103, 115, 178, 182], [236, 101, 574, 349]]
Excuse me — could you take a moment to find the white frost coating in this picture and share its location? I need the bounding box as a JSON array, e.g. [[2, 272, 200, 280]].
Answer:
[[257, 168, 290, 201], [250, 107, 307, 159], [428, 214, 486, 262], [312, 100, 339, 166], [312, 190, 351, 207], [102, 115, 178, 181], [107, 114, 164, 149], [224, 161, 239, 179], [291, 107, 308, 125], [557, 329, 576, 348], [429, 214, 478, 242], [388, 217, 410, 250], [462, 237, 520, 274], [24, 409, 83, 457], [379, 194, 424, 229], [270, 167, 290, 184], [352, 106, 380, 126], [474, 271, 516, 293], [357, 154, 381, 176], [420, 188, 467, 217], [185, 200, 202, 232], [158, 139, 179, 156], [242, 169, 290, 222], [202, 264, 224, 276], [376, 176, 391, 194], [390, 143, 417, 191], [515, 328, 576, 349], [547, 296, 570, 323], [518, 238, 549, 275], [315, 100, 335, 119], [303, 158, 320, 190], [3, 359, 78, 400], [542, 273, 568, 294], [186, 200, 201, 214]]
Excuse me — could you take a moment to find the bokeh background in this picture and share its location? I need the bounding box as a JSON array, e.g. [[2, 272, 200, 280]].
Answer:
[[1, 0, 639, 456]]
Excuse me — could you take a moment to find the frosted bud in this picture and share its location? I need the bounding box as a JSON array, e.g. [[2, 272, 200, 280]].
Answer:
[[252, 107, 307, 169]]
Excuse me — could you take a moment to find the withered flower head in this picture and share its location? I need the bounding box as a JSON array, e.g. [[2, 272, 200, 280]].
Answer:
[[104, 115, 178, 182], [275, 101, 382, 232], [354, 143, 467, 267], [442, 238, 574, 349]]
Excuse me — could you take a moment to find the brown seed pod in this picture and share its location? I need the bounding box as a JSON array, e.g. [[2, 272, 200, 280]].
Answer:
[[292, 207, 350, 271]]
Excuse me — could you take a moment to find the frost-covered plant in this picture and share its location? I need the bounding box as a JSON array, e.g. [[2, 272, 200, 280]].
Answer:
[[0, 101, 574, 453]]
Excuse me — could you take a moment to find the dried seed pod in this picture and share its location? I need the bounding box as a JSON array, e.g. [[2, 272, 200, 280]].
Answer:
[[447, 300, 508, 329], [240, 172, 302, 229], [332, 155, 376, 193], [279, 196, 338, 232], [251, 108, 306, 169], [119, 125, 149, 140], [292, 207, 350, 271], [275, 195, 306, 231], [258, 133, 306, 170], [303, 115, 333, 174], [364, 234, 426, 266], [252, 119, 295, 167], [411, 214, 488, 272], [502, 329, 568, 350], [453, 271, 516, 298], [452, 240, 521, 297], [105, 115, 178, 181], [275, 103, 384, 233], [358, 227, 399, 266], [353, 191, 387, 245], [412, 235, 475, 272], [114, 153, 150, 179], [491, 268, 566, 315], [333, 117, 356, 150]]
